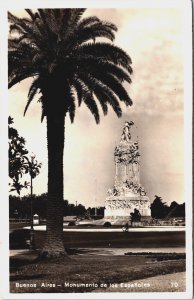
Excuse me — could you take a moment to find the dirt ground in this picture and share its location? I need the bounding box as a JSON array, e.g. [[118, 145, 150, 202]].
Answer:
[[94, 271, 186, 292]]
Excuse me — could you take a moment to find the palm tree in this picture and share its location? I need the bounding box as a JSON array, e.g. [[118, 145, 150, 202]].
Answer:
[[8, 9, 133, 257]]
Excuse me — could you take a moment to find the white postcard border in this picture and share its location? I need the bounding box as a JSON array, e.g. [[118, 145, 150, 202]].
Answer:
[[1, 0, 193, 299]]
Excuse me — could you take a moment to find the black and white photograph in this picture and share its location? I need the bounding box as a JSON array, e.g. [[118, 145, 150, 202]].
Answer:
[[1, 0, 193, 299]]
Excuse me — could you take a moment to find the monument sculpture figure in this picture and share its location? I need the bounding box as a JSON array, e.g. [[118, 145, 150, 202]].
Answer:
[[105, 121, 151, 220], [120, 121, 134, 142]]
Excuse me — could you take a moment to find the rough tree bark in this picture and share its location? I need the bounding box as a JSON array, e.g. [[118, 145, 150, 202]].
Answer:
[[41, 112, 67, 258]]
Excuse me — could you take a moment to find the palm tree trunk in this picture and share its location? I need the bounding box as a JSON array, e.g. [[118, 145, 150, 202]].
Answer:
[[41, 113, 67, 258]]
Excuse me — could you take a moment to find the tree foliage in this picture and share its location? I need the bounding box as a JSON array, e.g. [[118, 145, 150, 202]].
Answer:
[[9, 116, 29, 194], [9, 194, 104, 219], [168, 201, 185, 218], [8, 9, 133, 123], [9, 116, 42, 194], [151, 195, 185, 219], [25, 155, 42, 183], [151, 195, 169, 218]]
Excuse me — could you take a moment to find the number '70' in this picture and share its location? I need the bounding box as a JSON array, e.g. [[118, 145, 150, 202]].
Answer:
[[171, 282, 179, 287]]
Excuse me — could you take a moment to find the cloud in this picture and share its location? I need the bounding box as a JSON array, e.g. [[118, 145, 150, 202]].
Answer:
[[113, 8, 184, 116]]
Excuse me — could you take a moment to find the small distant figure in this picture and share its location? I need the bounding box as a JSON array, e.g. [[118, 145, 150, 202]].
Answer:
[[122, 222, 129, 232]]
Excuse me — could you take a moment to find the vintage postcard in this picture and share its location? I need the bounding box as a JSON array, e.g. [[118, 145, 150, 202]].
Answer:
[[1, 0, 193, 299]]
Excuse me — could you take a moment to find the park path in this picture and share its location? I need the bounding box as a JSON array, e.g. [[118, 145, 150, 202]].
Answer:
[[94, 272, 186, 292], [24, 225, 185, 232], [10, 249, 32, 257], [10, 246, 185, 258]]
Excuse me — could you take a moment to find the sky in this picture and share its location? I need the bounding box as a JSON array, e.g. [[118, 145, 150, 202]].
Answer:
[[9, 6, 187, 207]]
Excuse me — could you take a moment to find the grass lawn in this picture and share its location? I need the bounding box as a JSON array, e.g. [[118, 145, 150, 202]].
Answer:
[[34, 230, 185, 248], [10, 251, 185, 293]]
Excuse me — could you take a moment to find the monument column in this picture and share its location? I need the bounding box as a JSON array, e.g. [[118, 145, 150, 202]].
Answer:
[[105, 121, 151, 219]]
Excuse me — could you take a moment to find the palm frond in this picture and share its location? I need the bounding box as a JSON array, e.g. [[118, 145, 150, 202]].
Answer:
[[89, 71, 133, 106], [76, 24, 116, 43], [83, 92, 100, 124], [76, 56, 131, 83], [9, 36, 29, 49], [78, 16, 100, 28], [69, 9, 86, 27], [37, 9, 53, 41], [38, 96, 46, 122], [72, 77, 84, 106], [62, 19, 117, 53], [93, 91, 108, 116], [8, 71, 38, 89], [9, 24, 26, 35], [8, 12, 24, 24], [65, 82, 76, 123], [62, 81, 76, 123], [77, 73, 122, 118], [24, 77, 40, 115], [25, 9, 37, 21], [74, 42, 133, 73]]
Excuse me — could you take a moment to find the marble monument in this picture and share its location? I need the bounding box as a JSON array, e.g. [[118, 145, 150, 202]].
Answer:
[[105, 121, 151, 219]]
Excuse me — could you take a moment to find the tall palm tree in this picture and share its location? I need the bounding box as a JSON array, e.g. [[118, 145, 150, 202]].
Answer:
[[8, 9, 133, 257]]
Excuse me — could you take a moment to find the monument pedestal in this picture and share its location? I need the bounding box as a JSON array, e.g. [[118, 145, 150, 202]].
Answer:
[[105, 195, 151, 219], [131, 221, 142, 227]]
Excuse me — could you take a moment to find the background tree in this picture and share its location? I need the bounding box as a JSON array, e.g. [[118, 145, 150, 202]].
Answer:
[[9, 116, 42, 196], [9, 195, 23, 218], [32, 193, 47, 219], [10, 193, 47, 219], [9, 194, 90, 220], [168, 201, 185, 218], [25, 155, 42, 196], [8, 9, 133, 257], [96, 206, 105, 217], [9, 116, 29, 194], [151, 195, 169, 219]]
